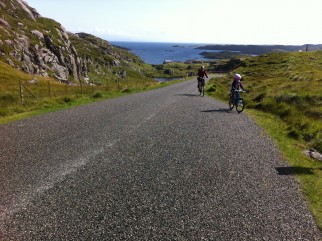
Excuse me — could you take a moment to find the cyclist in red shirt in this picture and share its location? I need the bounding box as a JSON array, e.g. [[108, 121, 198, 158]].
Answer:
[[197, 66, 208, 92]]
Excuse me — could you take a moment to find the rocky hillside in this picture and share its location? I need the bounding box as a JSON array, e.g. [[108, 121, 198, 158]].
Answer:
[[0, 0, 146, 84]]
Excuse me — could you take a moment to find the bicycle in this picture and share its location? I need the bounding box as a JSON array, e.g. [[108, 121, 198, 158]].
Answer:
[[197, 77, 205, 96], [229, 89, 246, 113]]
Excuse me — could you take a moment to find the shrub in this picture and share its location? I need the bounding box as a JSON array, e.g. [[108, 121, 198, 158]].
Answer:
[[276, 93, 300, 104], [312, 136, 322, 153], [306, 110, 322, 119], [288, 129, 300, 139], [0, 108, 8, 117], [275, 103, 292, 118], [304, 95, 322, 106], [121, 88, 131, 93], [63, 97, 72, 103], [303, 132, 316, 142], [206, 85, 216, 93], [0, 93, 17, 102], [253, 93, 266, 102], [92, 92, 102, 98]]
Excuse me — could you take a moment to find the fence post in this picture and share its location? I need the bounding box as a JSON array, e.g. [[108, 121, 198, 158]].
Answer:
[[19, 80, 23, 105], [48, 79, 51, 97], [80, 79, 83, 95]]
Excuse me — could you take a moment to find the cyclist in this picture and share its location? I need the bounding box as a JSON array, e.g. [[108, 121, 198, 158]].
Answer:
[[197, 66, 208, 92], [231, 73, 245, 104]]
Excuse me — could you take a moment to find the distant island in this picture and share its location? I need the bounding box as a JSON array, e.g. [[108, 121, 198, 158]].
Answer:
[[199, 51, 244, 59], [196, 44, 322, 56]]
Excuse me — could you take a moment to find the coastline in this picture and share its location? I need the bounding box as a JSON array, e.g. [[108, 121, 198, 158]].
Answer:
[[110, 41, 322, 64]]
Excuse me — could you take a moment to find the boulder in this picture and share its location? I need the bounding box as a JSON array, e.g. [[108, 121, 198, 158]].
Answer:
[[67, 54, 79, 81], [0, 17, 10, 28], [112, 59, 120, 66], [16, 0, 38, 21], [31, 30, 44, 39], [15, 35, 30, 50], [5, 57, 14, 67], [22, 53, 34, 73], [4, 39, 12, 46], [304, 149, 322, 161], [0, 1, 5, 8], [27, 78, 39, 84], [52, 63, 68, 81]]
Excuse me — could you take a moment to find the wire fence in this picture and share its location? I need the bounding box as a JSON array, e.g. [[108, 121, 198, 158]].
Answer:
[[16, 75, 133, 105]]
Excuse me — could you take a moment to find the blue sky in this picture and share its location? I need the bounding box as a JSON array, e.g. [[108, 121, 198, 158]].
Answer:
[[25, 0, 322, 45]]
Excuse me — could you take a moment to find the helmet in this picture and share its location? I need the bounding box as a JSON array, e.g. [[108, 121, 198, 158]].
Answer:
[[201, 66, 205, 69], [234, 73, 241, 80]]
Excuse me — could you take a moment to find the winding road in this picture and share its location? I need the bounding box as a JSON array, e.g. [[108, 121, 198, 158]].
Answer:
[[0, 78, 321, 240]]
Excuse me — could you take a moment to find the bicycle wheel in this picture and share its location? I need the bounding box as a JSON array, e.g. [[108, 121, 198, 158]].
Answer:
[[197, 83, 201, 94], [201, 85, 205, 96], [229, 95, 234, 110], [236, 98, 245, 113]]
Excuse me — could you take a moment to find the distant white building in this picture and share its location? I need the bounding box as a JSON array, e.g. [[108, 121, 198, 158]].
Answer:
[[163, 60, 173, 64]]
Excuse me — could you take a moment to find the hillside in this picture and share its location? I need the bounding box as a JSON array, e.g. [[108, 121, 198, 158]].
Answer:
[[0, 0, 150, 84]]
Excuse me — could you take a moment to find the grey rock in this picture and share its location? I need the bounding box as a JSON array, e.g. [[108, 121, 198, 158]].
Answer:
[[31, 30, 44, 39], [304, 149, 322, 161], [4, 39, 12, 46], [22, 53, 34, 73], [16, 0, 38, 21], [0, 0, 5, 8], [112, 59, 120, 66], [0, 17, 10, 28], [27, 78, 38, 84], [52, 63, 68, 81]]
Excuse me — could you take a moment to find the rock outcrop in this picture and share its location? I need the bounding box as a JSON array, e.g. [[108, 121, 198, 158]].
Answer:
[[0, 0, 144, 84]]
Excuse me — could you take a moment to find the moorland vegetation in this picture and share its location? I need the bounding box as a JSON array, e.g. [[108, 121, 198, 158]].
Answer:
[[208, 51, 322, 153]]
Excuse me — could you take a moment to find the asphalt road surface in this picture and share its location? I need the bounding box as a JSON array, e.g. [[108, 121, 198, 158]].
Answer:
[[0, 78, 321, 240]]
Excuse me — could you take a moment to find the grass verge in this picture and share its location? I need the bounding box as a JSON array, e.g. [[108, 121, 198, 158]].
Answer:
[[246, 110, 322, 231], [246, 109, 321, 231], [206, 71, 321, 231], [0, 77, 187, 125]]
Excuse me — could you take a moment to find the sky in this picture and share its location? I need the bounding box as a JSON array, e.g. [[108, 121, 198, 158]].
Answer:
[[24, 0, 322, 45]]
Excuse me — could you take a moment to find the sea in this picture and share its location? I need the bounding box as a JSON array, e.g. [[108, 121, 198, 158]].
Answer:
[[110, 41, 219, 65]]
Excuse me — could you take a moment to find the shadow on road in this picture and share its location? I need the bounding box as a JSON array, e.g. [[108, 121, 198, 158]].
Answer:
[[175, 93, 201, 97], [275, 166, 318, 175], [201, 108, 232, 113]]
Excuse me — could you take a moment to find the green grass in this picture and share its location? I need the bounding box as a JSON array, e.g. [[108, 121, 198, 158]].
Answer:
[[207, 51, 322, 153]]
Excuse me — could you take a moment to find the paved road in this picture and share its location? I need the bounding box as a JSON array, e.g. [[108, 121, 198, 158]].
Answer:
[[0, 78, 321, 240]]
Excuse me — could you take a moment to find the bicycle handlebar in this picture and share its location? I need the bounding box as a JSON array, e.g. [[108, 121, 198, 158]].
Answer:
[[234, 89, 246, 92]]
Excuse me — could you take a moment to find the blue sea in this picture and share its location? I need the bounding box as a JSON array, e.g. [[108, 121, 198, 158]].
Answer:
[[110, 41, 219, 65]]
